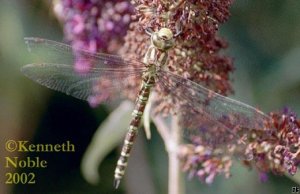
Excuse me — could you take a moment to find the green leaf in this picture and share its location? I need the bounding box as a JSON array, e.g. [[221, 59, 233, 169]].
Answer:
[[81, 100, 134, 184]]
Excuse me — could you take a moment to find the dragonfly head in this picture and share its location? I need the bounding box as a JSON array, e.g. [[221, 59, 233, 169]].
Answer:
[[152, 28, 175, 51]]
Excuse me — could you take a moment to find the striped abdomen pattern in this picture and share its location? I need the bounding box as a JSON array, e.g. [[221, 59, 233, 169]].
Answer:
[[114, 75, 155, 188]]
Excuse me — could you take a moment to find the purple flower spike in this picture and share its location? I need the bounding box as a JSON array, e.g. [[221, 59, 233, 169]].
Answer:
[[53, 0, 134, 72], [243, 108, 300, 178]]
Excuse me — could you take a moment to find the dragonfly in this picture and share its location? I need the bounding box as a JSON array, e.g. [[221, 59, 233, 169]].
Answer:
[[21, 28, 270, 189]]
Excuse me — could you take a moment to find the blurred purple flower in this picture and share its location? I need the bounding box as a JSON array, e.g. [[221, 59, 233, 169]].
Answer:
[[179, 144, 232, 184], [259, 172, 268, 182], [53, 0, 133, 73]]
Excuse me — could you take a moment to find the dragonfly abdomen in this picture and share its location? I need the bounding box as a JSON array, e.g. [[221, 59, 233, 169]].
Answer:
[[114, 76, 155, 188]]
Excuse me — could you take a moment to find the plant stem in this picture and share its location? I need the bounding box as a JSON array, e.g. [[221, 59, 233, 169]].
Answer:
[[152, 115, 185, 194], [168, 114, 184, 194]]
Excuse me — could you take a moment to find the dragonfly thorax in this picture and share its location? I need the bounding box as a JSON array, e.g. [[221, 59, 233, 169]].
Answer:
[[143, 28, 174, 69]]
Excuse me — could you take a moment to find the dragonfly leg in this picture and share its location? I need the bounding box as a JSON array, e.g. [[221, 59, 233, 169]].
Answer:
[[145, 27, 154, 36]]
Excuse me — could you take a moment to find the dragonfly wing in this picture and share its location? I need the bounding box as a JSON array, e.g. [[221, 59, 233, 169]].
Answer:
[[156, 70, 270, 148], [24, 37, 145, 70], [23, 37, 145, 103], [21, 63, 143, 102]]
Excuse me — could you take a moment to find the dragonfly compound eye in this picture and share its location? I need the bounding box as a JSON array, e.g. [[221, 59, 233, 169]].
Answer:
[[152, 28, 175, 51], [158, 28, 173, 39]]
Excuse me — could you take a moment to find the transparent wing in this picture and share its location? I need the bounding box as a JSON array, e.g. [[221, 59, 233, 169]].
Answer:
[[156, 70, 270, 148], [24, 37, 144, 69], [22, 38, 145, 102], [21, 63, 143, 102]]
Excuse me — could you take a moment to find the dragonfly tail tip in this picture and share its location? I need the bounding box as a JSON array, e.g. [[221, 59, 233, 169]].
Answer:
[[114, 179, 121, 189]]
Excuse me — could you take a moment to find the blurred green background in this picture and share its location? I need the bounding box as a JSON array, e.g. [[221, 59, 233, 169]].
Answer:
[[0, 0, 299, 194]]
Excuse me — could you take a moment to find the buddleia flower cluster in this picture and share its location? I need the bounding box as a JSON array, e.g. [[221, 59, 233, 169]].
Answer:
[[244, 109, 300, 177], [53, 0, 133, 73], [179, 108, 300, 183], [120, 0, 234, 105]]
